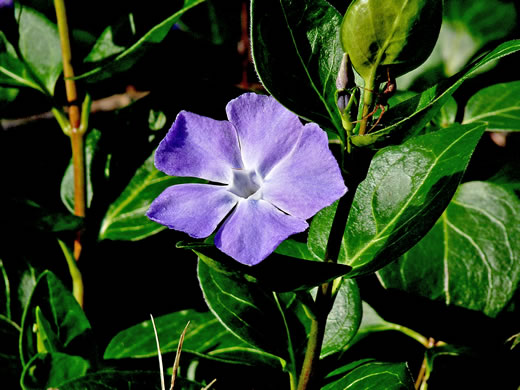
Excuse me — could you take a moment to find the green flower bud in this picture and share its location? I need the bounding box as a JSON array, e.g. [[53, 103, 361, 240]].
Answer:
[[340, 0, 442, 82]]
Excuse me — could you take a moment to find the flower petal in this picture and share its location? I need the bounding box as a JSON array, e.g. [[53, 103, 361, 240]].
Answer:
[[155, 111, 243, 183], [261, 123, 347, 219], [147, 184, 238, 238], [215, 199, 308, 265], [226, 93, 302, 177]]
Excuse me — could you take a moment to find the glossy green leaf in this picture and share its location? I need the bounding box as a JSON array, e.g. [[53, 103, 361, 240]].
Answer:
[[351, 40, 520, 147], [104, 309, 283, 368], [0, 32, 43, 92], [341, 0, 442, 81], [463, 81, 520, 132], [341, 123, 486, 276], [16, 4, 62, 95], [61, 129, 101, 214], [378, 181, 520, 317], [274, 239, 316, 261], [431, 96, 458, 129], [20, 271, 93, 366], [251, 0, 343, 132], [197, 259, 296, 359], [440, 0, 516, 76], [192, 244, 350, 292], [321, 279, 362, 358], [77, 0, 205, 82], [323, 361, 415, 390], [307, 200, 338, 261], [99, 151, 201, 241], [21, 352, 90, 390]]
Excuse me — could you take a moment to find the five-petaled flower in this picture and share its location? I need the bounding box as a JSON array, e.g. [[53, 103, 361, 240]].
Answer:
[[147, 93, 347, 265]]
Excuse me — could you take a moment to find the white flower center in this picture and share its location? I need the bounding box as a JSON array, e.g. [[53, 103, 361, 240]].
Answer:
[[227, 168, 262, 199]]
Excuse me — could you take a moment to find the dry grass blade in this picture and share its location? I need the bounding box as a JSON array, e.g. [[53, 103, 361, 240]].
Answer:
[[170, 321, 190, 390], [150, 314, 166, 390], [201, 378, 217, 390]]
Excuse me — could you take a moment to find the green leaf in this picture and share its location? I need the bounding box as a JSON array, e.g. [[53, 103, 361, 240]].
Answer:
[[99, 151, 201, 241], [20, 352, 90, 390], [321, 279, 362, 358], [197, 259, 295, 359], [192, 244, 350, 292], [274, 239, 316, 261], [61, 129, 101, 214], [20, 271, 93, 366], [83, 14, 135, 63], [440, 0, 517, 76], [341, 122, 486, 276], [323, 361, 415, 390], [16, 4, 62, 95], [0, 31, 43, 91], [1, 198, 83, 233], [431, 96, 458, 129], [378, 181, 520, 317], [77, 0, 206, 82], [351, 40, 520, 147], [463, 81, 520, 132], [104, 309, 283, 368], [250, 0, 343, 132], [341, 0, 442, 81], [307, 200, 339, 261]]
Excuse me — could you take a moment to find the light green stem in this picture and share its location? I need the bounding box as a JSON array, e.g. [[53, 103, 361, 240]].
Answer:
[[358, 72, 376, 136], [58, 239, 84, 308]]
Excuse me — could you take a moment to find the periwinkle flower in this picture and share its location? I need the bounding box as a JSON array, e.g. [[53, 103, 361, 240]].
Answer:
[[0, 0, 13, 8], [147, 93, 347, 265]]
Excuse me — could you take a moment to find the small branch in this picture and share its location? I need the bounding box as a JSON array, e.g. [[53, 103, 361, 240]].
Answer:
[[1, 89, 150, 131]]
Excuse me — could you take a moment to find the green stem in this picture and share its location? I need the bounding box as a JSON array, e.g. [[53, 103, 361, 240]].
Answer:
[[296, 283, 332, 390], [358, 73, 376, 136], [58, 239, 84, 308], [54, 0, 86, 261], [390, 324, 430, 348]]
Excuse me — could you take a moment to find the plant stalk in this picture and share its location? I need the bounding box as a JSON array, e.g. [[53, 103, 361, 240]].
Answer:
[[54, 0, 86, 260], [296, 283, 332, 390], [358, 73, 376, 136]]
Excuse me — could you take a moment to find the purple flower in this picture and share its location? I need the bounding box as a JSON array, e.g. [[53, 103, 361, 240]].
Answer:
[[0, 0, 13, 8], [147, 93, 347, 265]]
